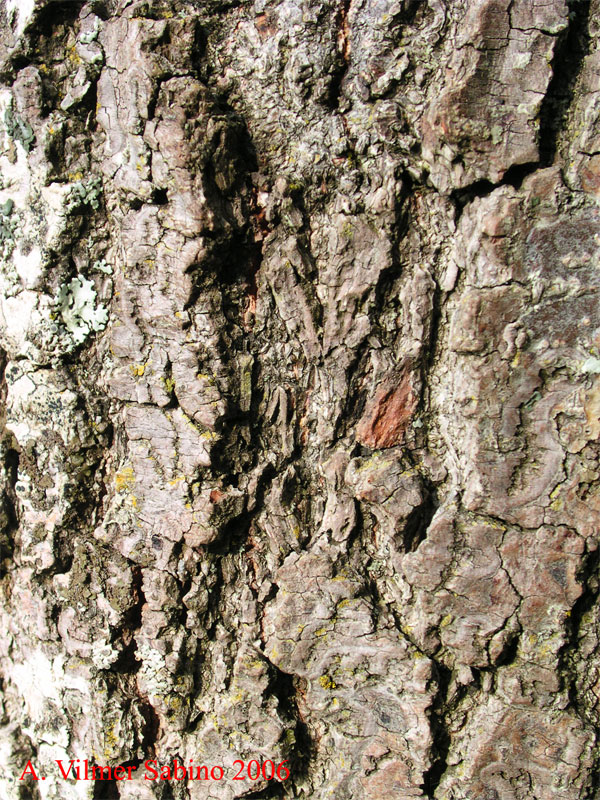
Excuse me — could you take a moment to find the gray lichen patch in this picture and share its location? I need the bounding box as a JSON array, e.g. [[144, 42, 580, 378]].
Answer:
[[64, 177, 103, 213], [56, 275, 108, 345], [0, 194, 17, 259], [3, 105, 34, 152]]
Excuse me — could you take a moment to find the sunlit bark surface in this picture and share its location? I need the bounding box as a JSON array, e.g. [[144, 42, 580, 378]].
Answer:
[[1, 1, 600, 798]]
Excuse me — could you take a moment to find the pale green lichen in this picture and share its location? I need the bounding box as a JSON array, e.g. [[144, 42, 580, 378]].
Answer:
[[57, 275, 108, 344], [65, 177, 103, 213], [78, 18, 100, 45], [92, 258, 112, 274], [4, 107, 35, 152], [0, 198, 18, 259], [581, 357, 600, 374]]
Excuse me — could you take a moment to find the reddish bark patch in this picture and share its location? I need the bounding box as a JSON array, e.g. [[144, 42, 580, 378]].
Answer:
[[581, 155, 600, 196], [255, 14, 278, 40], [356, 373, 417, 449]]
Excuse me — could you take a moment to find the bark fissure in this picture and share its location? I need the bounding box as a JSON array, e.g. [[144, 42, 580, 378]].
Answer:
[[327, 0, 352, 110], [421, 663, 452, 800], [538, 0, 592, 166]]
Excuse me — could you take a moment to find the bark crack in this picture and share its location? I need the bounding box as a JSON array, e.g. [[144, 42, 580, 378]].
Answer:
[[538, 0, 592, 166], [327, 0, 352, 110]]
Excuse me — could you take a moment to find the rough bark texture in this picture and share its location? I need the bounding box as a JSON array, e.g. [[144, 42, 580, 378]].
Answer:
[[1, 0, 600, 798]]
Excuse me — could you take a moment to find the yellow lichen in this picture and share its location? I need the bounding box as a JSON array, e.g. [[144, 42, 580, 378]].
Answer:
[[115, 466, 135, 492], [167, 695, 183, 711], [67, 44, 81, 65], [285, 729, 296, 746], [319, 674, 336, 690], [104, 720, 119, 751], [341, 221, 355, 239]]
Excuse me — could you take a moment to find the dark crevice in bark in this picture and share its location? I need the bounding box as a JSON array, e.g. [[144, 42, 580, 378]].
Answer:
[[80, 70, 99, 129], [92, 423, 113, 526], [422, 662, 452, 799], [327, 0, 352, 109], [138, 698, 161, 760], [493, 629, 520, 667], [7, 725, 42, 800], [538, 0, 591, 166], [112, 565, 144, 673], [181, 268, 206, 314], [559, 546, 600, 798], [201, 554, 226, 644], [451, 161, 540, 221], [3, 448, 19, 508], [152, 187, 169, 205], [161, 782, 176, 799], [203, 460, 280, 558], [561, 546, 600, 713], [244, 178, 272, 314], [92, 774, 120, 800], [15, 781, 41, 799], [24, 1, 85, 44], [185, 118, 261, 345], [146, 77, 166, 125], [583, 753, 600, 800], [0, 351, 19, 572], [4, 0, 86, 85], [268, 665, 314, 786], [18, 781, 42, 799], [161, 784, 175, 800], [424, 275, 443, 372], [237, 785, 286, 799], [401, 485, 438, 553], [399, 0, 427, 28], [288, 184, 312, 236]]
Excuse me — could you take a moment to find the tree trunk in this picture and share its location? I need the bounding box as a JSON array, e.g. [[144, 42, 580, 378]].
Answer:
[[1, 0, 599, 798]]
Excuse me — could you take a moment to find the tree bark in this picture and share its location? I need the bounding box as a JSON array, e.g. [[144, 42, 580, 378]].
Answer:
[[1, 0, 599, 798]]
